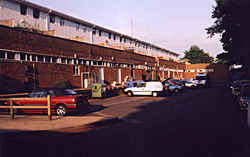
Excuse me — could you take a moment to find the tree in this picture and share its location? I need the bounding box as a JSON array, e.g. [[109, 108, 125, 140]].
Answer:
[[215, 52, 230, 64], [207, 0, 250, 68], [183, 45, 214, 64]]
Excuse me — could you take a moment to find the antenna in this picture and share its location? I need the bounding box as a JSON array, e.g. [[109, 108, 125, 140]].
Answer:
[[130, 18, 134, 38]]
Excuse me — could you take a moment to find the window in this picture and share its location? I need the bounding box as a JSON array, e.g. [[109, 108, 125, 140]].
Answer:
[[49, 14, 55, 23], [26, 54, 31, 61], [108, 33, 111, 39], [37, 55, 43, 62], [33, 8, 40, 19], [68, 59, 73, 64], [20, 4, 27, 15], [113, 34, 116, 40], [73, 65, 80, 76], [120, 37, 122, 42], [31, 55, 36, 61], [98, 61, 103, 66], [61, 58, 66, 64], [45, 56, 51, 63], [51, 57, 57, 63], [0, 51, 5, 59], [20, 53, 26, 61], [59, 18, 64, 26], [76, 23, 80, 31], [124, 38, 126, 43], [99, 30, 102, 36], [81, 25, 87, 32], [92, 28, 96, 35]]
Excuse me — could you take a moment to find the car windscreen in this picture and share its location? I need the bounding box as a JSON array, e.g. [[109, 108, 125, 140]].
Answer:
[[195, 76, 207, 80]]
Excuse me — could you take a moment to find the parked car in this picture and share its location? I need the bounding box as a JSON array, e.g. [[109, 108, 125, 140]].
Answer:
[[230, 80, 250, 96], [124, 81, 163, 97], [185, 79, 197, 88], [125, 81, 137, 88], [238, 84, 250, 110], [171, 79, 185, 87], [4, 88, 89, 116], [162, 79, 183, 92], [194, 73, 209, 87]]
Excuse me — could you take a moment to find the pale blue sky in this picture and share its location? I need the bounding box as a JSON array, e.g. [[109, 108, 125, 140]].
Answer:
[[29, 0, 223, 58]]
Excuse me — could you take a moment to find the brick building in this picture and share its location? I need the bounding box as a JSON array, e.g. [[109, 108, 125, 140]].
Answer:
[[0, 27, 228, 93]]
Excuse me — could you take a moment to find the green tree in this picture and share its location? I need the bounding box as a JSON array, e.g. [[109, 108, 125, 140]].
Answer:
[[215, 52, 230, 64], [183, 45, 214, 64], [207, 0, 250, 67]]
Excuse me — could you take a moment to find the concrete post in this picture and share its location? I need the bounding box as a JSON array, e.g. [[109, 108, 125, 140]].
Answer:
[[99, 68, 104, 84], [118, 68, 121, 84]]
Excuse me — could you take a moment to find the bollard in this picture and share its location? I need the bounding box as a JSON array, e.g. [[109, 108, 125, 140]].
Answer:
[[47, 95, 52, 120]]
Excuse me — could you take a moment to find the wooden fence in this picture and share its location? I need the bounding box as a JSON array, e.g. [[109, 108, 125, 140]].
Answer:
[[0, 95, 52, 120]]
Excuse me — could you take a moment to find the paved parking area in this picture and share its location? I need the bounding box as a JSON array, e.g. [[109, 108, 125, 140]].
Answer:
[[1, 84, 250, 157]]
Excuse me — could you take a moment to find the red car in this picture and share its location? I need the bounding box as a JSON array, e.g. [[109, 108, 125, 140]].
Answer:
[[4, 88, 89, 116]]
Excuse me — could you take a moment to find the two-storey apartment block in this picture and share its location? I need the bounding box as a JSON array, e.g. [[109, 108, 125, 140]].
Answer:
[[0, 0, 179, 60]]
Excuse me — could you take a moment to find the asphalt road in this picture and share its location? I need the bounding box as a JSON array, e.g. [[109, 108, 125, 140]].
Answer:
[[1, 84, 250, 157]]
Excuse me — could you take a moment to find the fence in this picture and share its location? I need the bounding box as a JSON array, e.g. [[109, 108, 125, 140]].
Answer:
[[0, 95, 52, 120]]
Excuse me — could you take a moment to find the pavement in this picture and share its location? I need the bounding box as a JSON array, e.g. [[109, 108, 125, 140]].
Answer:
[[0, 98, 120, 133]]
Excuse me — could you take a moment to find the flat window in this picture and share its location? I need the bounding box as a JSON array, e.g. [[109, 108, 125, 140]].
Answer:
[[37, 55, 43, 62], [73, 65, 80, 76], [113, 34, 116, 40], [81, 25, 87, 32], [20, 4, 27, 15], [61, 58, 66, 64], [49, 14, 55, 23], [32, 55, 36, 61], [33, 8, 40, 19], [68, 59, 73, 64], [20, 53, 26, 60], [120, 37, 122, 42], [108, 33, 111, 39], [99, 30, 102, 36], [0, 51, 5, 59], [98, 61, 103, 66], [92, 28, 96, 35], [60, 18, 64, 26], [45, 56, 50, 63], [76, 23, 80, 31], [51, 57, 57, 63], [26, 54, 31, 61], [124, 38, 126, 43]]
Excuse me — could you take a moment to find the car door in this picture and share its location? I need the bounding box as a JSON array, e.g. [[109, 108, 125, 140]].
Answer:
[[21, 91, 48, 114], [143, 83, 154, 95], [133, 83, 147, 95]]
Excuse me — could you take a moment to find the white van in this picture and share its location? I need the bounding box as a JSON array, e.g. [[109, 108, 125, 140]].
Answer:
[[194, 73, 208, 87], [124, 81, 163, 97]]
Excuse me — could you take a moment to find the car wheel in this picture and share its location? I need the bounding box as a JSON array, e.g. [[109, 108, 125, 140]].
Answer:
[[127, 91, 133, 97], [152, 92, 158, 97], [56, 104, 67, 116]]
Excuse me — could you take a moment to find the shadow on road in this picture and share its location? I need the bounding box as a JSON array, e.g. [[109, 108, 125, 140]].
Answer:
[[1, 85, 250, 157]]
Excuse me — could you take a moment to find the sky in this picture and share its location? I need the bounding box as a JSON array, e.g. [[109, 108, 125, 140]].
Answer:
[[29, 0, 223, 58]]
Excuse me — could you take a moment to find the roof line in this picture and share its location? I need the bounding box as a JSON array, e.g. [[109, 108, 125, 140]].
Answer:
[[9, 0, 179, 56]]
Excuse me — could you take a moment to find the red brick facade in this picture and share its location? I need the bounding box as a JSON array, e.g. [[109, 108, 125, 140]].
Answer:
[[0, 25, 228, 93]]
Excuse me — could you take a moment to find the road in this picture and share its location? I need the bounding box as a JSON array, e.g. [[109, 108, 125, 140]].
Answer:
[[1, 84, 250, 157]]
